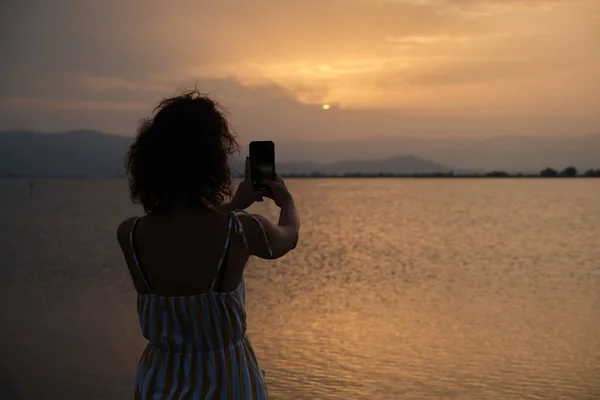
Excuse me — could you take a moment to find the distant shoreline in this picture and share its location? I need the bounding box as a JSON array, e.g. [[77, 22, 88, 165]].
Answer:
[[2, 173, 600, 180]]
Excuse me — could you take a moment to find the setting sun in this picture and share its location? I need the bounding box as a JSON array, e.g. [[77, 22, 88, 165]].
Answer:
[[322, 104, 330, 110]]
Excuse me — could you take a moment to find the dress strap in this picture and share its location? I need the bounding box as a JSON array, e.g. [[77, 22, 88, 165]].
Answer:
[[209, 213, 234, 292], [232, 210, 273, 258], [130, 217, 153, 294]]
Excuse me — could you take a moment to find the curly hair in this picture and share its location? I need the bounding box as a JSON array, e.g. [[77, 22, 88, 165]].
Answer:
[[126, 89, 239, 213]]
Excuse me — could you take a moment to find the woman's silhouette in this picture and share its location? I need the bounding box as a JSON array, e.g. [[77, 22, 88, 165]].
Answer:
[[117, 89, 300, 399]]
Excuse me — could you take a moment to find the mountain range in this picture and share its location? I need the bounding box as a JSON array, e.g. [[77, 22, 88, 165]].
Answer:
[[1, 130, 598, 177], [229, 155, 452, 176], [268, 135, 600, 172], [0, 130, 455, 177]]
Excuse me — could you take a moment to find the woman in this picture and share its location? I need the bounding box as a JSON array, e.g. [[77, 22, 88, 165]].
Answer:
[[117, 89, 300, 399]]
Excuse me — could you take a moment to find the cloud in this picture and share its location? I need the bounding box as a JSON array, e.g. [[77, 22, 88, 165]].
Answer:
[[0, 0, 598, 136], [0, 98, 146, 111], [374, 60, 538, 87], [0, 0, 481, 82], [385, 31, 538, 46], [1, 75, 597, 141], [78, 76, 169, 95], [436, 0, 595, 13]]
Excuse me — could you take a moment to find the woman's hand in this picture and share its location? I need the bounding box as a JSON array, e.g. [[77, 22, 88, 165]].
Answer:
[[230, 157, 269, 210], [261, 174, 294, 208]]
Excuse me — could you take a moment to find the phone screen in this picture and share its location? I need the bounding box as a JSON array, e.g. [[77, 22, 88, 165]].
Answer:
[[249, 141, 275, 191]]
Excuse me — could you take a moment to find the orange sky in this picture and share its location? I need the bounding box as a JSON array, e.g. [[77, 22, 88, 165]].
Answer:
[[0, 0, 598, 139]]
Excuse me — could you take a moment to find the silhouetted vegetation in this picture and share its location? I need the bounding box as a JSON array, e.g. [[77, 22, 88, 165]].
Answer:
[[560, 166, 577, 177], [584, 169, 600, 177], [4, 167, 600, 179], [485, 171, 511, 177], [540, 168, 558, 177], [274, 166, 600, 179]]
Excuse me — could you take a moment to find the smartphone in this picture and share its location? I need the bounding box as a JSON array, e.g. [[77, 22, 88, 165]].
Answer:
[[249, 141, 275, 191]]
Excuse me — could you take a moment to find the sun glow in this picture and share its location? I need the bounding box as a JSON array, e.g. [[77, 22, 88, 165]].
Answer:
[[322, 104, 330, 110]]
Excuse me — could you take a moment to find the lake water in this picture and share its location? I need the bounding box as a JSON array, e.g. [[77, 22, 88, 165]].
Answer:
[[0, 178, 599, 399]]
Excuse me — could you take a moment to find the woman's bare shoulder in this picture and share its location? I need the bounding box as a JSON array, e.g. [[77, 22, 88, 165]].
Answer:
[[116, 216, 139, 247]]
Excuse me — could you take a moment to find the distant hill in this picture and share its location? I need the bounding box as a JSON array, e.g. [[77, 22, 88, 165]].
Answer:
[[260, 135, 600, 172], [229, 155, 452, 176], [324, 155, 451, 175], [0, 130, 453, 177], [0, 130, 130, 177]]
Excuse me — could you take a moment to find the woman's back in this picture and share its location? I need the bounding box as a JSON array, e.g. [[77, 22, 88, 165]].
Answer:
[[121, 209, 274, 399], [119, 207, 250, 296]]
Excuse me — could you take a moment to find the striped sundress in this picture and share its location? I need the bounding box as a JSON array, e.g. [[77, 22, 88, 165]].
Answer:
[[130, 210, 271, 399]]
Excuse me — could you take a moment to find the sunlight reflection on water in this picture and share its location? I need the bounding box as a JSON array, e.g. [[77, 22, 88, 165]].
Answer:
[[0, 178, 599, 399]]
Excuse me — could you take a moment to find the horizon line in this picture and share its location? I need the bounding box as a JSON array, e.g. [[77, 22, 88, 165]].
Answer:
[[2, 129, 600, 142]]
